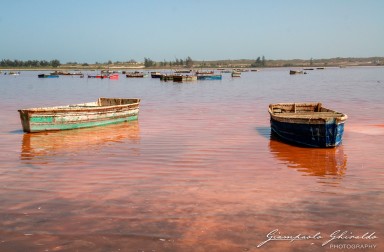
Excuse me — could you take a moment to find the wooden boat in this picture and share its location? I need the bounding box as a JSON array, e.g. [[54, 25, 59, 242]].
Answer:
[[151, 72, 162, 78], [18, 97, 140, 133], [234, 68, 248, 72], [88, 74, 105, 78], [159, 74, 174, 81], [126, 71, 146, 78], [174, 69, 192, 73], [289, 70, 304, 75], [87, 74, 116, 79], [196, 70, 214, 75], [231, 71, 241, 77], [38, 74, 59, 78], [173, 75, 197, 82], [195, 70, 222, 80], [108, 74, 119, 80], [196, 74, 222, 80], [268, 102, 348, 147]]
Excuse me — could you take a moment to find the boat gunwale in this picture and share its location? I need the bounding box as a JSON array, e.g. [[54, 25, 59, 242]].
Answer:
[[268, 102, 348, 123], [18, 98, 141, 114]]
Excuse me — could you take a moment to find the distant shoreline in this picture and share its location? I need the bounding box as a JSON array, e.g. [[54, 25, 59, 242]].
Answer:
[[1, 65, 383, 72], [1, 56, 382, 71]]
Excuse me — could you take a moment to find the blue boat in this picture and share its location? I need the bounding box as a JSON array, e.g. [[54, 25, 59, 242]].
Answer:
[[268, 102, 348, 147], [196, 74, 222, 80]]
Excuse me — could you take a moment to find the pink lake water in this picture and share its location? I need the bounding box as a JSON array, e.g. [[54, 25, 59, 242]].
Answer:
[[0, 67, 383, 251]]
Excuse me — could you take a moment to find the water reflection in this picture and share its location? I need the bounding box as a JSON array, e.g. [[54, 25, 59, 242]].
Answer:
[[269, 134, 347, 177], [255, 126, 271, 139], [21, 121, 140, 161]]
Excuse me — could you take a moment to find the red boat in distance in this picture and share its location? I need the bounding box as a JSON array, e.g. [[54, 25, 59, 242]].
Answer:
[[108, 74, 119, 80], [88, 74, 119, 79]]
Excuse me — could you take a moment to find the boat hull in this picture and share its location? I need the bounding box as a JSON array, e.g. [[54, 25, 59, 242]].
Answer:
[[126, 72, 146, 78], [269, 102, 347, 147], [18, 98, 140, 133], [160, 75, 174, 81], [88, 75, 108, 79], [173, 75, 197, 82], [289, 70, 304, 75], [38, 74, 59, 78], [151, 72, 162, 78], [270, 118, 345, 147], [197, 75, 222, 80]]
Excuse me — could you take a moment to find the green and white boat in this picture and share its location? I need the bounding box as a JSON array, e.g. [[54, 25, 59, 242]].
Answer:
[[18, 98, 140, 133]]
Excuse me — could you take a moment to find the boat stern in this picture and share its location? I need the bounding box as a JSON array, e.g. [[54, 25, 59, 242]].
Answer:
[[325, 119, 346, 147]]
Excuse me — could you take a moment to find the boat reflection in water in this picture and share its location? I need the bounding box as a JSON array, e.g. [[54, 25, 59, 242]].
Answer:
[[269, 132, 347, 177], [21, 121, 140, 161]]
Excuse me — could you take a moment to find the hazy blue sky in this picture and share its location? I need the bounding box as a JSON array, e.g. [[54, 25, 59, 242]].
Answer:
[[1, 0, 383, 63]]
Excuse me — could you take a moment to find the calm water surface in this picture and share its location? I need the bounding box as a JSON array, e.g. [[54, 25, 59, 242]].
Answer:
[[0, 68, 383, 251]]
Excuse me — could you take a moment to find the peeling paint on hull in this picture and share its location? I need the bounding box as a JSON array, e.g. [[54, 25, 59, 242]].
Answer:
[[270, 119, 345, 147]]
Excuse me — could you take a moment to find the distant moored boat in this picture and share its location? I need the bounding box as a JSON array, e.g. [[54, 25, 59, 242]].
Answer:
[[196, 71, 222, 80], [173, 75, 197, 82], [160, 74, 174, 81], [126, 71, 147, 78], [289, 70, 304, 75], [151, 72, 162, 78], [196, 74, 222, 80], [231, 71, 241, 77], [38, 74, 59, 78], [88, 74, 113, 79]]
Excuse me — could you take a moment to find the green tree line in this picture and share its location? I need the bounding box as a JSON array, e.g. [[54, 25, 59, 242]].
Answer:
[[1, 59, 61, 68], [144, 56, 193, 68], [251, 56, 266, 67]]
